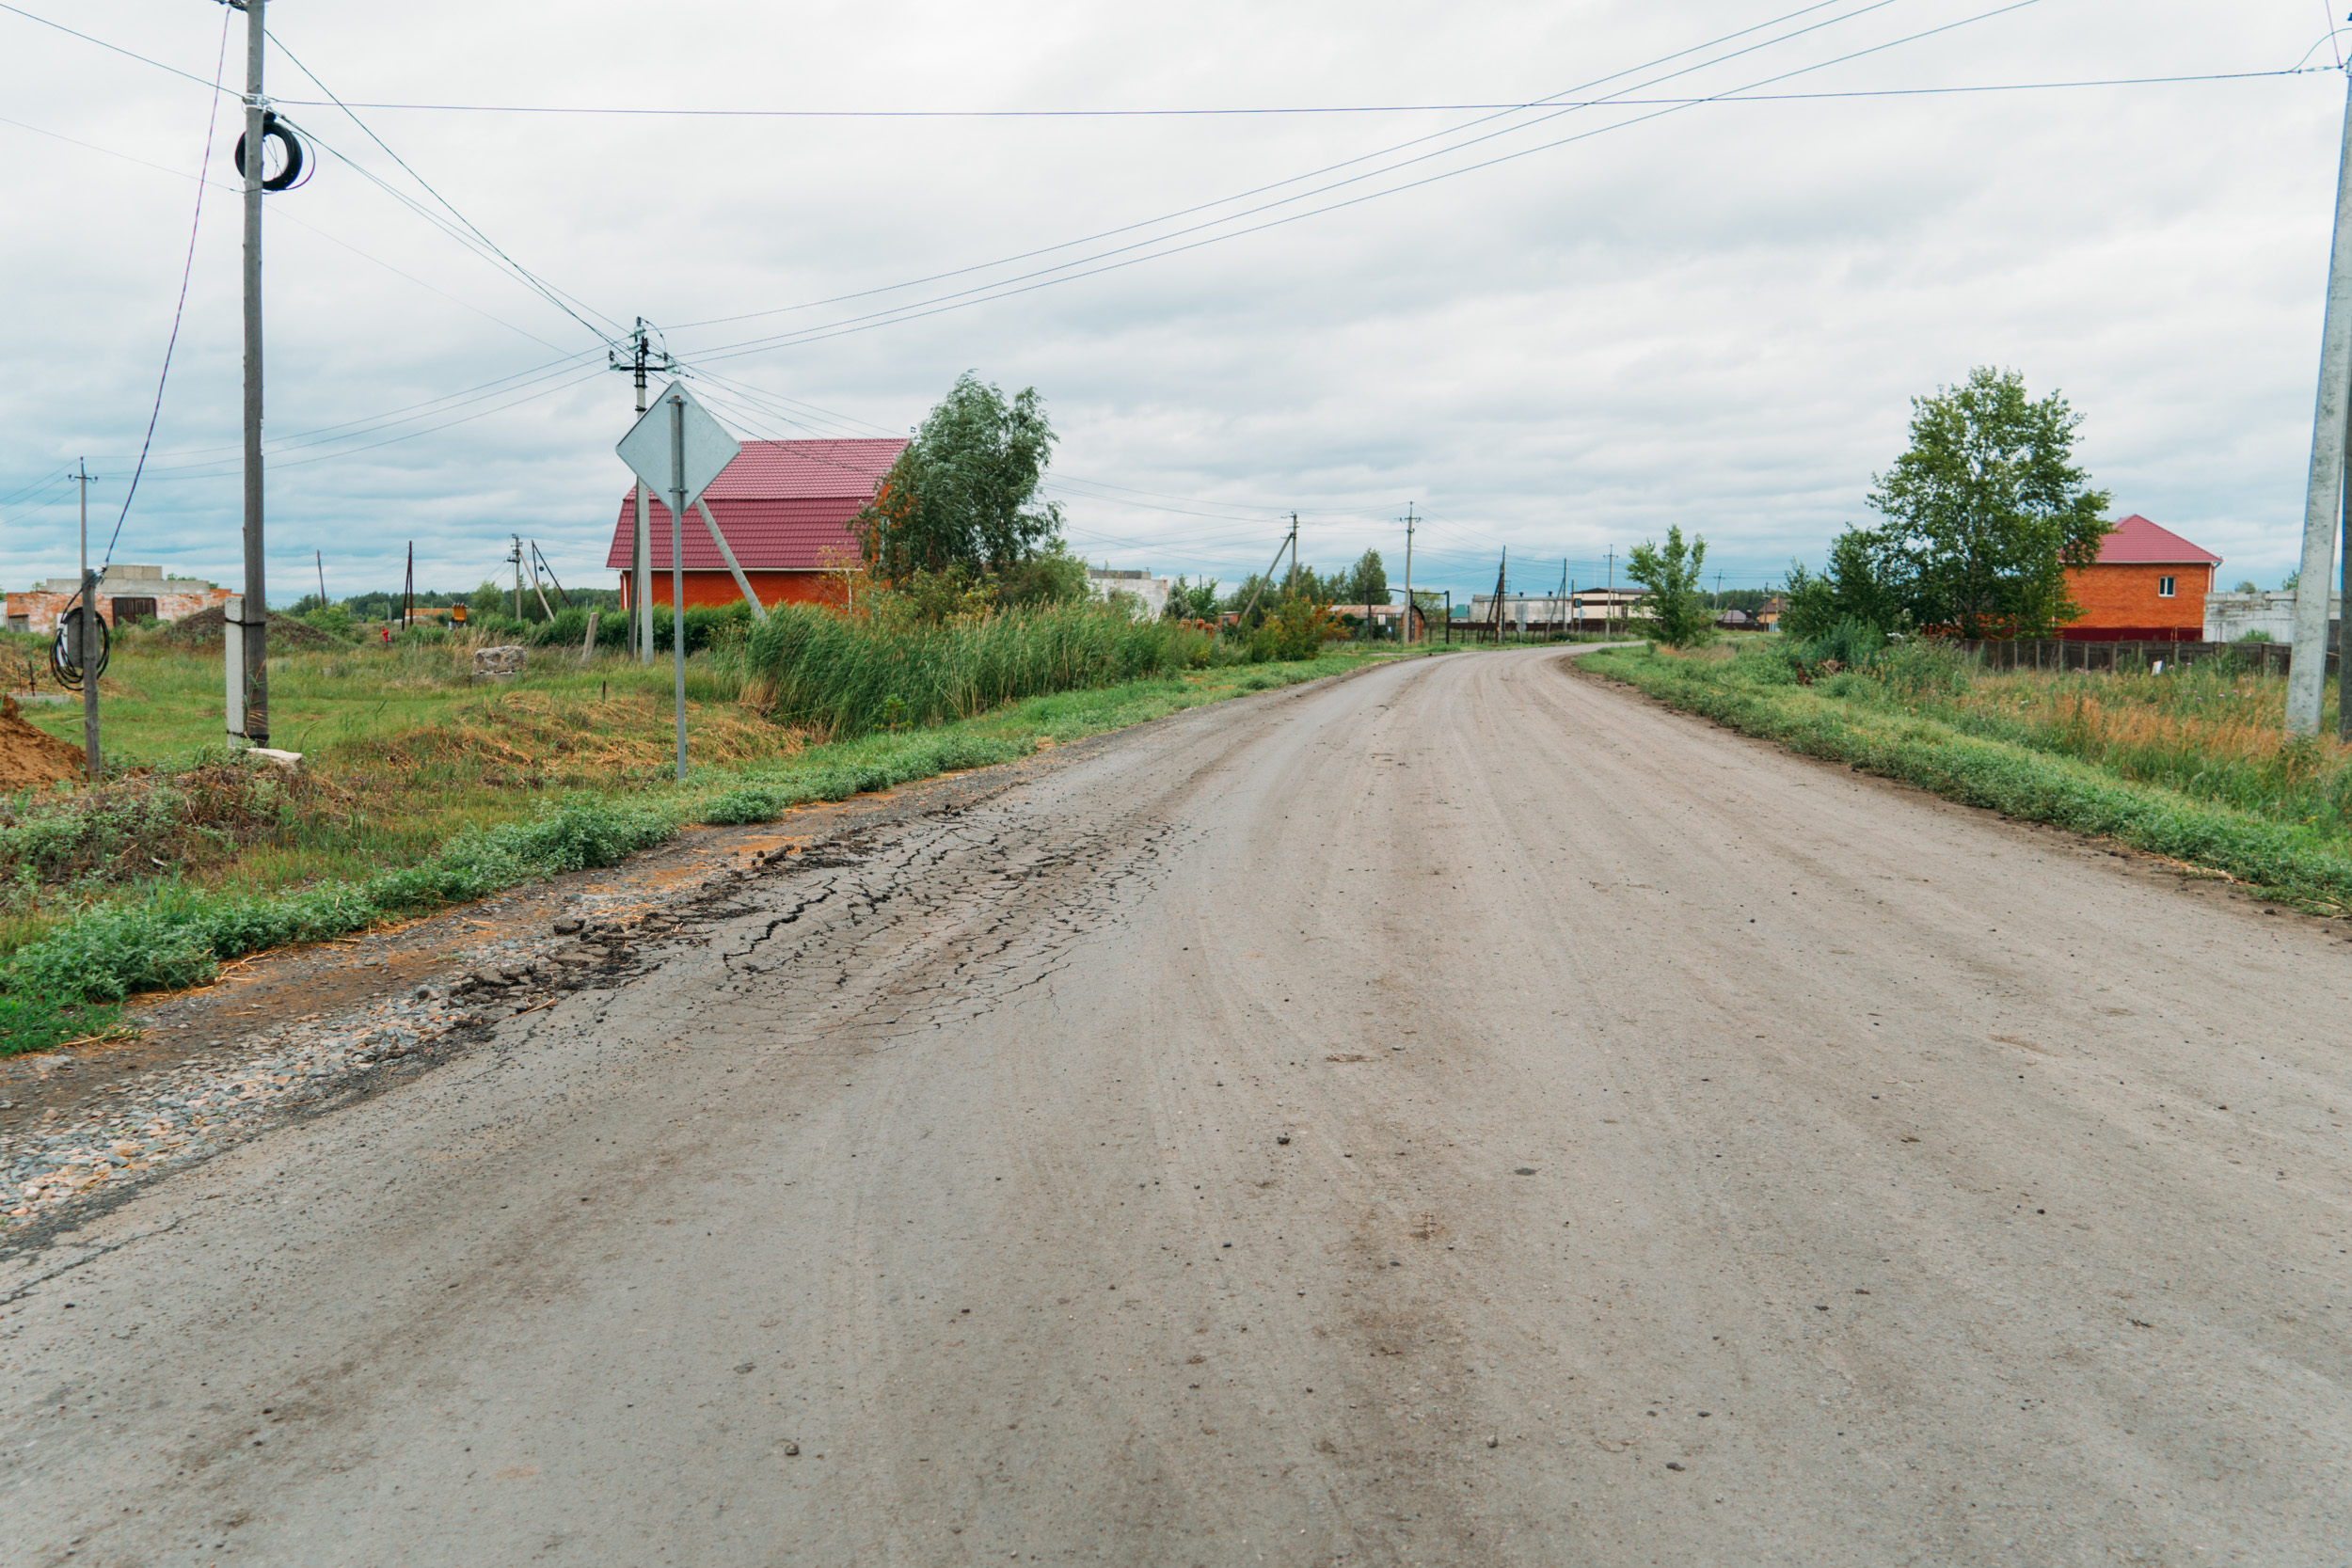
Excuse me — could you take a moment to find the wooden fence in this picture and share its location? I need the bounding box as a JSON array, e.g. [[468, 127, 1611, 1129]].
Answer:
[[1954, 638, 2331, 678]]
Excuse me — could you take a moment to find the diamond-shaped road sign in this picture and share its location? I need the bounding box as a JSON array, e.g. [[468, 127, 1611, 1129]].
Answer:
[[616, 381, 739, 507]]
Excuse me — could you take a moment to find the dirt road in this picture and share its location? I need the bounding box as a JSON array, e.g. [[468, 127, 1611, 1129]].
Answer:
[[4, 647, 2345, 1566]]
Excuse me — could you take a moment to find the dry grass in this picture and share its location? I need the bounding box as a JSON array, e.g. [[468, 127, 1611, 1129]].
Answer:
[[338, 689, 807, 789]]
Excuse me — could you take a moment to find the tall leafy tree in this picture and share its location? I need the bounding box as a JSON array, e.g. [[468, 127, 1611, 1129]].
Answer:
[[856, 372, 1065, 581], [1780, 527, 1909, 641], [1343, 549, 1388, 607], [1627, 526, 1711, 647], [1867, 367, 2110, 638]]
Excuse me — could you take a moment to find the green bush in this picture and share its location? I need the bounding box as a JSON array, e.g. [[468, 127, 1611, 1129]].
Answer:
[[698, 734, 1035, 825]]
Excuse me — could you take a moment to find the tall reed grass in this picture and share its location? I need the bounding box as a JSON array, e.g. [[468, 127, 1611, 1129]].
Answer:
[[745, 601, 1207, 739]]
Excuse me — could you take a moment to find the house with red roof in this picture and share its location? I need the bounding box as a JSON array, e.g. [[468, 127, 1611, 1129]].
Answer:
[[2059, 515, 2221, 641], [604, 437, 906, 611]]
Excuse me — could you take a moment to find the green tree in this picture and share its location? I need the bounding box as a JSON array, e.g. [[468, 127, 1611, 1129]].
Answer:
[[1342, 549, 1388, 607], [856, 372, 1064, 583], [1867, 367, 2111, 638], [1780, 528, 1909, 641], [1166, 577, 1221, 620], [1627, 526, 1712, 647]]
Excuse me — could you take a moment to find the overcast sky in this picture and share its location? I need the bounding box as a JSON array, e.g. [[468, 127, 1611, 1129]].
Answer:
[[4, 0, 2348, 606]]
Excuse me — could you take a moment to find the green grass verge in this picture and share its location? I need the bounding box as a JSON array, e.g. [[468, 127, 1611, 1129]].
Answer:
[[0, 642, 1431, 1053], [1581, 644, 2352, 910]]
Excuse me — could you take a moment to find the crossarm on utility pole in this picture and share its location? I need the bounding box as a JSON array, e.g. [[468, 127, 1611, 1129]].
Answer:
[[694, 499, 766, 621]]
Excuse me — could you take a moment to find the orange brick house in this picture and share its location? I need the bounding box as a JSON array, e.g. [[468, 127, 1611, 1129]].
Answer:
[[604, 437, 907, 611], [2059, 515, 2220, 641]]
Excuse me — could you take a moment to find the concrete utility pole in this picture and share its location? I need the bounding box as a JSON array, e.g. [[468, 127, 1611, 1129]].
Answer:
[[1605, 546, 1615, 639], [510, 535, 525, 622], [1402, 503, 1416, 645], [237, 0, 269, 745], [668, 388, 689, 780], [75, 459, 99, 781], [612, 320, 663, 663], [2289, 68, 2352, 735]]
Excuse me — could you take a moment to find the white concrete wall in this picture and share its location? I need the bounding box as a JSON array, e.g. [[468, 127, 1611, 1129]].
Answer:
[[2203, 591, 2339, 641], [1086, 571, 1169, 620]]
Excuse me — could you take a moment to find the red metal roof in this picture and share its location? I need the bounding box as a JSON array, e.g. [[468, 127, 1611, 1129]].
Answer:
[[2094, 515, 2221, 566], [605, 437, 906, 571]]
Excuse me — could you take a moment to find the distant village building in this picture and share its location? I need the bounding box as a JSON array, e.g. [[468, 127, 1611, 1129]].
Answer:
[[1085, 568, 1171, 619], [603, 437, 907, 611], [1469, 589, 1651, 634], [1326, 602, 1421, 636], [2202, 590, 2335, 645], [5, 564, 230, 635], [2060, 515, 2220, 641]]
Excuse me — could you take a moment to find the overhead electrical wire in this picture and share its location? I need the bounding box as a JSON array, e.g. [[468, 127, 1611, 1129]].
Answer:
[[0, 0, 230, 93], [100, 3, 232, 568], [276, 69, 2329, 120], [664, 0, 1885, 335], [264, 30, 623, 348], [675, 0, 2052, 363]]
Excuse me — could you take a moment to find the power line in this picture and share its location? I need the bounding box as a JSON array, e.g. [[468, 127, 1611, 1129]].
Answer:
[[276, 69, 2332, 119], [0, 1, 231, 94], [263, 27, 624, 346], [102, 4, 232, 568], [663, 0, 1888, 334], [678, 1, 2055, 364]]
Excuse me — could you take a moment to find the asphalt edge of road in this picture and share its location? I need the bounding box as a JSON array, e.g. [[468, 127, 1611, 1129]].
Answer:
[[0, 652, 1450, 1262], [1564, 642, 2352, 937]]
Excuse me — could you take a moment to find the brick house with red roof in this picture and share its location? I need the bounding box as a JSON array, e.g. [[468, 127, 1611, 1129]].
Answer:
[[605, 437, 907, 611], [2059, 515, 2221, 641]]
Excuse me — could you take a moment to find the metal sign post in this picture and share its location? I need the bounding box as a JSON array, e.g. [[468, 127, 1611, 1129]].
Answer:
[[616, 381, 739, 781]]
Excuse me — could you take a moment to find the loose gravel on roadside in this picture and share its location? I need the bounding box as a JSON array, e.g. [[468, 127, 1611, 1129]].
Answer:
[[1, 893, 684, 1227]]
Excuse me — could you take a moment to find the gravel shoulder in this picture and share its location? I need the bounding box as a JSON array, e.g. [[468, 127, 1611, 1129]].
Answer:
[[2, 647, 2345, 1567]]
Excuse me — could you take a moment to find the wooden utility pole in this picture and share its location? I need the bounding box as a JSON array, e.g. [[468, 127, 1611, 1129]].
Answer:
[[236, 0, 269, 745], [1235, 517, 1299, 628]]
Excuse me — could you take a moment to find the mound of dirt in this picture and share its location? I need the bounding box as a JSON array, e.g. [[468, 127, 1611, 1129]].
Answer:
[[157, 606, 342, 651], [0, 695, 87, 789]]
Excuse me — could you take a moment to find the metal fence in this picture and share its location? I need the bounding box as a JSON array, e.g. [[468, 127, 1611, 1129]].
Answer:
[[1954, 638, 2329, 678]]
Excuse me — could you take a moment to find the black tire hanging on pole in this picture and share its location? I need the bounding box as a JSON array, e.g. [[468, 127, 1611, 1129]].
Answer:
[[50, 605, 109, 691], [232, 112, 306, 193]]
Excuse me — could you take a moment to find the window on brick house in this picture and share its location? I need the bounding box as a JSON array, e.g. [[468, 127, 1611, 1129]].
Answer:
[[2157, 576, 2175, 597]]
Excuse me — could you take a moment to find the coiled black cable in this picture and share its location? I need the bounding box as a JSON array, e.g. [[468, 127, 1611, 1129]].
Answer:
[[50, 601, 109, 691]]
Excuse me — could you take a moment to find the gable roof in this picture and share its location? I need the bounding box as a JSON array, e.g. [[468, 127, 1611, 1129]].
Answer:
[[605, 437, 906, 572], [2095, 515, 2221, 566]]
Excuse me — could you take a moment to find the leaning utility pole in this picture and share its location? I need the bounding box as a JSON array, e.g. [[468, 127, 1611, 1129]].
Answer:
[[75, 459, 100, 780], [1402, 503, 1416, 645], [236, 0, 269, 745], [2290, 67, 2352, 735], [1234, 515, 1299, 628]]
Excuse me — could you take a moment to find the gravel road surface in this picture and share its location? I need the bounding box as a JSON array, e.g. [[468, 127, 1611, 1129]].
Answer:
[[4, 647, 2345, 1566]]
